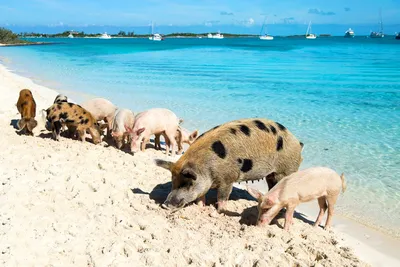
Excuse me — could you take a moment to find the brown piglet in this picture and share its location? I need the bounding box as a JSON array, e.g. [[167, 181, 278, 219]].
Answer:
[[247, 167, 346, 231], [16, 89, 37, 135]]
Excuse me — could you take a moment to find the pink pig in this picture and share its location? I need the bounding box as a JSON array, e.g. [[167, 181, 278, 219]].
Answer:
[[125, 108, 180, 155], [81, 98, 117, 138], [111, 109, 135, 149], [247, 167, 346, 231], [154, 126, 199, 155]]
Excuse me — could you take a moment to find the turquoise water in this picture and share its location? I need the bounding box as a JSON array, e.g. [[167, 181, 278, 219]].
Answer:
[[1, 37, 399, 234]]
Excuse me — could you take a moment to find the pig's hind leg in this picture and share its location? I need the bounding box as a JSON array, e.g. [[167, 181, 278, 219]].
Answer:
[[324, 194, 339, 230], [164, 130, 177, 156], [314, 196, 328, 227]]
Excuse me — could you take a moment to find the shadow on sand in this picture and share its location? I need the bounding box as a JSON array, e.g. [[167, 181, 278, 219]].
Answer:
[[133, 181, 317, 228]]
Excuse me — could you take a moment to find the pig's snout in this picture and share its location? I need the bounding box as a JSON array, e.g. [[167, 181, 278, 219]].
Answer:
[[163, 197, 184, 209]]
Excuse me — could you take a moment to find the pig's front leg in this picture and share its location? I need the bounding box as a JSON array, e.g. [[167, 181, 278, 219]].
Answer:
[[284, 205, 296, 231], [217, 184, 233, 213], [259, 204, 282, 226], [196, 195, 206, 207]]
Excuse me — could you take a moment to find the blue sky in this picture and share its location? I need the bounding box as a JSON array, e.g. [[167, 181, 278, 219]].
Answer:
[[0, 0, 399, 34]]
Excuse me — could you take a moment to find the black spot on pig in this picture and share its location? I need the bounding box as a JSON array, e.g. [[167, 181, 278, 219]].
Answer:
[[300, 142, 304, 148], [57, 104, 62, 110], [276, 122, 286, 131], [79, 116, 83, 119], [212, 141, 226, 159], [240, 125, 250, 136], [254, 120, 270, 133], [49, 115, 56, 122], [20, 101, 27, 108], [25, 93, 30, 97], [65, 119, 75, 124], [277, 136, 283, 151], [240, 159, 253, 173], [230, 128, 237, 135], [80, 119, 89, 125], [59, 112, 68, 120], [270, 125, 277, 135], [83, 111, 86, 115], [68, 103, 74, 108], [237, 158, 243, 164]]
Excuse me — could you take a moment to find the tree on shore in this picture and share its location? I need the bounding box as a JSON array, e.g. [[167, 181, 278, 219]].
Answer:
[[0, 27, 30, 44]]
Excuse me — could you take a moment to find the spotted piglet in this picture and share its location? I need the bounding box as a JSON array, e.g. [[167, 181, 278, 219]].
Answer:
[[46, 102, 101, 144], [16, 89, 37, 135], [155, 118, 304, 212]]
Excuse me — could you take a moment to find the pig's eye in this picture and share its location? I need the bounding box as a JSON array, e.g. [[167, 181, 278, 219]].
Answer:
[[178, 180, 192, 189], [181, 169, 197, 180]]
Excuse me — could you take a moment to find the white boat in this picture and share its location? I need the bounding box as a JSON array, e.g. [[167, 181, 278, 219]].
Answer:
[[259, 17, 274, 40], [370, 9, 384, 38], [208, 31, 224, 39], [68, 32, 74, 38], [149, 33, 163, 41], [149, 22, 164, 41], [213, 32, 224, 39], [344, 28, 355, 38], [99, 32, 112, 39], [306, 21, 317, 39]]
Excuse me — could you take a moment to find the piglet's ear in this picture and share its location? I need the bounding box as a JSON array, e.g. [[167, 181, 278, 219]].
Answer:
[[246, 186, 264, 202], [125, 125, 133, 133], [181, 168, 197, 180], [189, 130, 199, 141], [137, 127, 145, 135], [154, 159, 174, 172]]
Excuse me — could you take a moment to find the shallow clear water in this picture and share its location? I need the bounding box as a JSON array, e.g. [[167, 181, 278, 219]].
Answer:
[[1, 37, 399, 234]]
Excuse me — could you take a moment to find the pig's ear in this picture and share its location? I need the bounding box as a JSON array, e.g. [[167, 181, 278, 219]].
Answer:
[[261, 196, 275, 209], [125, 125, 133, 133], [189, 130, 199, 141], [137, 127, 145, 135], [154, 159, 174, 172], [246, 186, 263, 202]]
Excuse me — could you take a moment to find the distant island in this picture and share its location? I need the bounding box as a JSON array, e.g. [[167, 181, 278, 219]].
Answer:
[[18, 30, 257, 39], [0, 27, 34, 46]]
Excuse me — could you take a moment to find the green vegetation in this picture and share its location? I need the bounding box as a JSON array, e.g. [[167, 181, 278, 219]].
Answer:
[[17, 30, 257, 39], [0, 27, 31, 44]]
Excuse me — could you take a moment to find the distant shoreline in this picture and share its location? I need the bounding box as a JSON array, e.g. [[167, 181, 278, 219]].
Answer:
[[0, 42, 61, 47]]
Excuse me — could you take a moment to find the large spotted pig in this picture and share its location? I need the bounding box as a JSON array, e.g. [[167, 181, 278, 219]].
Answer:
[[81, 98, 117, 138], [16, 89, 37, 135], [155, 118, 304, 212], [46, 102, 101, 144]]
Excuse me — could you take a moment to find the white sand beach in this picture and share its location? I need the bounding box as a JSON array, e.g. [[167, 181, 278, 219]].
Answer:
[[0, 62, 399, 266]]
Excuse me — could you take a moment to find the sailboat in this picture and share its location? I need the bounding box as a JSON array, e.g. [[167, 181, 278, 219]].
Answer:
[[259, 17, 274, 40], [306, 21, 317, 39], [370, 9, 384, 38], [149, 21, 164, 41]]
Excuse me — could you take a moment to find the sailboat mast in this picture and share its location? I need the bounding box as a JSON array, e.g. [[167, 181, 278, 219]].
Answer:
[[379, 9, 383, 33], [260, 16, 266, 35]]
